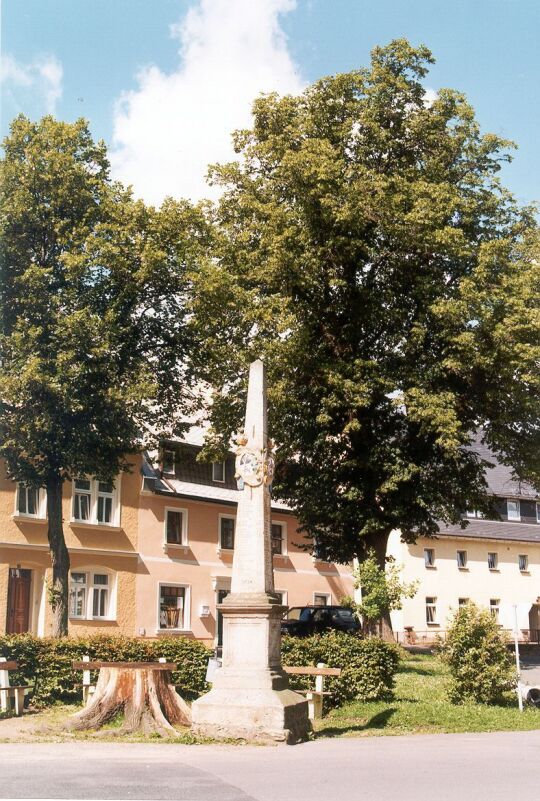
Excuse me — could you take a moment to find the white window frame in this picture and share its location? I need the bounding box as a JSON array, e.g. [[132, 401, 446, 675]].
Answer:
[[15, 483, 47, 519], [218, 514, 236, 552], [157, 582, 191, 633], [466, 509, 480, 518], [71, 477, 120, 527], [68, 568, 116, 621], [518, 554, 529, 572], [313, 592, 331, 606], [507, 499, 520, 521], [426, 596, 437, 625], [163, 506, 189, 549], [271, 519, 288, 556], [274, 590, 288, 607], [536, 503, 540, 523], [487, 552, 498, 570], [424, 548, 435, 568], [162, 449, 176, 476], [490, 598, 500, 622], [212, 461, 226, 483], [456, 550, 468, 569]]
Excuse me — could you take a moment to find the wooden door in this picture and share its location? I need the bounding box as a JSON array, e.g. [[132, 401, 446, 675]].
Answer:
[[6, 569, 32, 634]]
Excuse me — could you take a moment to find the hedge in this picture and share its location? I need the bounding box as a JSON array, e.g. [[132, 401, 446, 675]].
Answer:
[[0, 634, 210, 708], [282, 632, 401, 706], [0, 631, 400, 710]]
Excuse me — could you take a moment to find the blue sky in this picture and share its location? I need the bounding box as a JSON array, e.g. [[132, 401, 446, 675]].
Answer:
[[2, 0, 538, 206]]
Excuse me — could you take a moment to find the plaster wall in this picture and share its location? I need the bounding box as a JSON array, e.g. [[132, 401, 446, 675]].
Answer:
[[388, 529, 540, 635], [0, 458, 140, 636], [136, 493, 354, 644]]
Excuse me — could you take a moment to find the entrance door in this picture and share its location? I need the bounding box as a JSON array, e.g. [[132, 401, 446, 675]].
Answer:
[[6, 569, 32, 634], [216, 589, 229, 651]]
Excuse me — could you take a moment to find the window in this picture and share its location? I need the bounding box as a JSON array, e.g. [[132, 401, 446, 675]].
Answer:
[[91, 574, 109, 618], [466, 509, 480, 518], [212, 461, 225, 483], [159, 584, 188, 630], [458, 598, 469, 607], [507, 500, 520, 521], [490, 598, 500, 622], [456, 550, 468, 569], [69, 572, 87, 618], [165, 508, 187, 546], [219, 516, 235, 550], [426, 597, 437, 624], [72, 478, 119, 526], [518, 554, 529, 572], [424, 548, 435, 568], [69, 571, 113, 620], [97, 482, 113, 524], [16, 484, 45, 518], [73, 479, 92, 521], [487, 552, 498, 570], [314, 593, 330, 606], [537, 503, 540, 523], [274, 590, 288, 606], [271, 522, 285, 555], [162, 450, 175, 476]]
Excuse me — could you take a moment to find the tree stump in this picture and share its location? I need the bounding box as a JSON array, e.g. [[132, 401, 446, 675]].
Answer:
[[68, 662, 192, 737]]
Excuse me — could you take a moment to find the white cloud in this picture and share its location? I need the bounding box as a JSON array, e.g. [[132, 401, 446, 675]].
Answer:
[[1, 53, 63, 115], [110, 0, 304, 205]]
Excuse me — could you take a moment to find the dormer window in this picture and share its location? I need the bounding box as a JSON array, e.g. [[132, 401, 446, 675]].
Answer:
[[507, 500, 520, 521], [212, 461, 225, 483], [162, 450, 175, 476]]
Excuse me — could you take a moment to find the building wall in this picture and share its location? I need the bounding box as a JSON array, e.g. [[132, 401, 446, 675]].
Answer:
[[0, 458, 140, 636], [388, 529, 540, 636], [136, 492, 354, 645]]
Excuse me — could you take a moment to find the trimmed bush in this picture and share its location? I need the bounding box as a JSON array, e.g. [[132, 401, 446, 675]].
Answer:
[[1, 631, 400, 710], [0, 634, 210, 708], [282, 631, 401, 706], [439, 603, 516, 704]]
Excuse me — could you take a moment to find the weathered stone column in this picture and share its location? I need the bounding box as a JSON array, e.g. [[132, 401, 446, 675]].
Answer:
[[191, 360, 310, 743]]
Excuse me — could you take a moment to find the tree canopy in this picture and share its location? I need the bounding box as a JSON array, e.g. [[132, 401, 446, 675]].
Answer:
[[0, 115, 206, 634], [190, 41, 540, 584]]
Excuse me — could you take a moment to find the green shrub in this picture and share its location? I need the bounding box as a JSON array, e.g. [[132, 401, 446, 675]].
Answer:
[[1, 631, 400, 710], [282, 631, 401, 706], [0, 634, 210, 707], [439, 603, 516, 704]]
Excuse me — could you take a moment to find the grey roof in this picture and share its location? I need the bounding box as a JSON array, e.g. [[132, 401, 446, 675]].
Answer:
[[470, 437, 538, 500], [437, 519, 540, 544]]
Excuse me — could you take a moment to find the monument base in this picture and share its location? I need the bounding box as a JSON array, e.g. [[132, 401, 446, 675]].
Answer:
[[191, 681, 311, 744]]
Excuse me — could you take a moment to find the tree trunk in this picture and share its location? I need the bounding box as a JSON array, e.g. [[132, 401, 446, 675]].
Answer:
[[68, 667, 192, 737], [46, 473, 70, 637], [362, 530, 395, 642]]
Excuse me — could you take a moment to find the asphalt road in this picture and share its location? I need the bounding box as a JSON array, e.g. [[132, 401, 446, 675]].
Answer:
[[2, 731, 540, 801]]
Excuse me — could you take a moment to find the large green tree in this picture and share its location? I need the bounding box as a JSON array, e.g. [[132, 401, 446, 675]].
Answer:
[[191, 41, 540, 634], [0, 115, 206, 635]]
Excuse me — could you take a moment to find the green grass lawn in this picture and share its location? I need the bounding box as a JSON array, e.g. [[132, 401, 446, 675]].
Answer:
[[315, 653, 540, 738]]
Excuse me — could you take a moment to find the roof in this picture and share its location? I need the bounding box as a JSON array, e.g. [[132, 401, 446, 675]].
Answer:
[[437, 519, 540, 544], [469, 436, 538, 500]]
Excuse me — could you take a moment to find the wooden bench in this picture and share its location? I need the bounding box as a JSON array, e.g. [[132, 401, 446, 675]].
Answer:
[[283, 663, 341, 719], [72, 656, 174, 703], [0, 657, 29, 717]]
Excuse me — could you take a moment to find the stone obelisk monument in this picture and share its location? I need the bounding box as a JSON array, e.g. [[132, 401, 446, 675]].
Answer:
[[191, 360, 310, 743]]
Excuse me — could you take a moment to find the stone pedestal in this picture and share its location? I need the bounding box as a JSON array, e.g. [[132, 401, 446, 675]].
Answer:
[[191, 360, 310, 743]]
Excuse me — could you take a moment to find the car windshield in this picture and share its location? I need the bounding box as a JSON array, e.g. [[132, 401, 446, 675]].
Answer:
[[332, 609, 354, 620], [283, 607, 312, 622]]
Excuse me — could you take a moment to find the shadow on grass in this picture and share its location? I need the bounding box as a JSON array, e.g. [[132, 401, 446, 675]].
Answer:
[[398, 664, 437, 677], [317, 707, 397, 738]]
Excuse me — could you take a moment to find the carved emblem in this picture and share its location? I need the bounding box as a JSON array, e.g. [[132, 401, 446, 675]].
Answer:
[[234, 436, 276, 488]]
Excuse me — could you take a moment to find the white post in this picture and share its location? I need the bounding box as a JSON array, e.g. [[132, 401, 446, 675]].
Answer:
[[513, 605, 523, 712], [0, 656, 9, 713], [82, 655, 91, 704]]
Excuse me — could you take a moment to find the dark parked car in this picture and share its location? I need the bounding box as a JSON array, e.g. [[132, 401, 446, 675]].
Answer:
[[281, 605, 361, 637]]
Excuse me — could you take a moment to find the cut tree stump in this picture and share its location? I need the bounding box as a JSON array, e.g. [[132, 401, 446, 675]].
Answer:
[[67, 662, 192, 737]]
